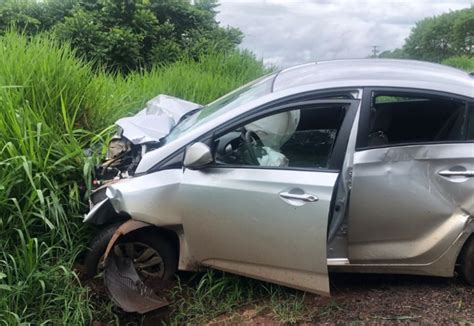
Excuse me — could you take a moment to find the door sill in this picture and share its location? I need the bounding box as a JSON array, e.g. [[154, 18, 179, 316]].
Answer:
[[327, 258, 350, 266]]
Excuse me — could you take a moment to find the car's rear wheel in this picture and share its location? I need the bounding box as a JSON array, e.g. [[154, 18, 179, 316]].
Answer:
[[460, 236, 474, 286], [84, 224, 178, 282]]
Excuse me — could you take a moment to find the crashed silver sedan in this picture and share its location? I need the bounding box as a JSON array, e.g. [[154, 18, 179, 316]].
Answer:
[[83, 59, 474, 313]]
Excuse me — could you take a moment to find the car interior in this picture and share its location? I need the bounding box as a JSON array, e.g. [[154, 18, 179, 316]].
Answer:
[[214, 105, 347, 169], [367, 95, 466, 147]]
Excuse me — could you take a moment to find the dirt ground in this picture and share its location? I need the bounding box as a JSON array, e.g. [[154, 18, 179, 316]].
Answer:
[[101, 273, 473, 325], [204, 274, 473, 325]]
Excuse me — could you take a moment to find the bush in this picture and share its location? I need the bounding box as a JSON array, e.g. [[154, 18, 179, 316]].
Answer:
[[442, 55, 474, 71], [0, 0, 244, 72], [0, 31, 267, 324]]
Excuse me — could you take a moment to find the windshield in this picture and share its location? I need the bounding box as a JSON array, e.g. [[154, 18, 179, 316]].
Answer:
[[165, 74, 275, 143]]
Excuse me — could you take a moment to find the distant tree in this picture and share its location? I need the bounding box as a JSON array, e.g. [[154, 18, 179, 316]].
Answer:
[[452, 8, 474, 55], [403, 7, 474, 62], [378, 48, 408, 59], [0, 0, 243, 72]]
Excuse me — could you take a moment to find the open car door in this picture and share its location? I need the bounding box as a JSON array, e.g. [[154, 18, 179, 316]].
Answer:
[[179, 99, 359, 295]]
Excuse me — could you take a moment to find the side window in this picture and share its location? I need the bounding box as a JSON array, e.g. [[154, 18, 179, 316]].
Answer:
[[365, 93, 467, 148], [213, 105, 347, 169]]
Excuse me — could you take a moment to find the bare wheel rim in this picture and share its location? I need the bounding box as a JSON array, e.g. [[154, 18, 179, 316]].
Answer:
[[114, 242, 165, 279], [96, 241, 165, 279]]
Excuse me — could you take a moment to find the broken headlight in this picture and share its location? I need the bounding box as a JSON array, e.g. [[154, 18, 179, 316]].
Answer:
[[106, 138, 131, 161]]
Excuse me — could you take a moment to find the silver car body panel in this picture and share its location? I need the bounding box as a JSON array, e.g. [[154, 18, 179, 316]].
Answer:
[[107, 170, 183, 226], [83, 198, 110, 223], [348, 143, 474, 265], [106, 167, 338, 295], [273, 59, 474, 97], [331, 221, 473, 277], [178, 168, 338, 295]]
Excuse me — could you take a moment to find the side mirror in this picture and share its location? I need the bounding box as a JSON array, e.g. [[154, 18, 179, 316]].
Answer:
[[183, 142, 213, 169]]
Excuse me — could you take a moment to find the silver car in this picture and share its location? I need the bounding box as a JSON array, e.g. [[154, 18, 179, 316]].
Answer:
[[83, 59, 474, 313]]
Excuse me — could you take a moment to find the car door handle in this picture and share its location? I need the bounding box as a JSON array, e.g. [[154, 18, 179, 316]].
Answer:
[[438, 170, 474, 177], [279, 191, 319, 202]]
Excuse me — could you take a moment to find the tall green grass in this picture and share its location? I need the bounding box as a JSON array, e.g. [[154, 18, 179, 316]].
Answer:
[[0, 31, 266, 324]]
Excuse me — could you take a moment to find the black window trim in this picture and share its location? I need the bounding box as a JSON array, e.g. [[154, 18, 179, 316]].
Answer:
[[468, 102, 474, 140], [356, 87, 472, 151]]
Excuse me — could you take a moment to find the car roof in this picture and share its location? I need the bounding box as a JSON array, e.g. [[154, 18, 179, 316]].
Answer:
[[272, 59, 474, 98]]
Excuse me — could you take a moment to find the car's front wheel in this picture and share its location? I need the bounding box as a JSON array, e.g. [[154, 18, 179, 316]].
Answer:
[[84, 224, 178, 282], [460, 236, 474, 286]]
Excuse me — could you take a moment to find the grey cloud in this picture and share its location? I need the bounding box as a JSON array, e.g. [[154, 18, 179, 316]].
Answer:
[[217, 0, 472, 67]]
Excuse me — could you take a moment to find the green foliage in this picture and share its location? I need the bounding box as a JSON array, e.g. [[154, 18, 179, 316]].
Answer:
[[167, 270, 309, 325], [0, 32, 99, 324], [442, 55, 474, 71], [403, 7, 474, 62], [0, 31, 266, 324], [0, 0, 243, 72], [378, 48, 408, 59], [0, 0, 75, 34]]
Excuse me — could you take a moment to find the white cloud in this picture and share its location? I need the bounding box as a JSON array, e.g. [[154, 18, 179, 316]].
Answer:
[[217, 0, 472, 67]]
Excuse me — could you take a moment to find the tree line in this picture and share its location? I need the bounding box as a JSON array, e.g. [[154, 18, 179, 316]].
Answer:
[[0, 1, 472, 72], [379, 6, 473, 68], [0, 0, 243, 73]]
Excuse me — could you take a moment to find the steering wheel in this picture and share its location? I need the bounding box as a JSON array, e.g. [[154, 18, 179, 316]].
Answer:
[[243, 130, 264, 165]]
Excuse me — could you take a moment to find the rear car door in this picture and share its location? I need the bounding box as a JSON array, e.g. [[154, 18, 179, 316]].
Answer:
[[348, 89, 474, 269], [179, 100, 359, 295]]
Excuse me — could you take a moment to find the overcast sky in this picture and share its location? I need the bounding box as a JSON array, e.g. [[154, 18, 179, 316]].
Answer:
[[216, 0, 473, 68]]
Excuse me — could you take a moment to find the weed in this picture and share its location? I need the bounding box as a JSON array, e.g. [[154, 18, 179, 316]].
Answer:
[[318, 299, 344, 319], [268, 292, 308, 324], [0, 30, 267, 324]]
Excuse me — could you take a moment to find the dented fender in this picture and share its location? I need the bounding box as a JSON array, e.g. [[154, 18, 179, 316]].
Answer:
[[105, 169, 184, 226], [83, 199, 117, 225], [102, 219, 169, 314], [103, 219, 152, 261]]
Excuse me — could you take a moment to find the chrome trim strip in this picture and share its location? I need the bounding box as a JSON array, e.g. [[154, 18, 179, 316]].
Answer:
[[327, 258, 350, 266]]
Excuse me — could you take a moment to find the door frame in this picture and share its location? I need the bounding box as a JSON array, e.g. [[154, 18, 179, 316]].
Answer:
[[201, 99, 360, 172]]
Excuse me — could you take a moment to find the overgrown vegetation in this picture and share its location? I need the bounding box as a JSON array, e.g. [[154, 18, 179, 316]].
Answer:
[[0, 31, 266, 324], [0, 0, 242, 72], [442, 55, 474, 71], [166, 271, 309, 325], [0, 2, 473, 324]]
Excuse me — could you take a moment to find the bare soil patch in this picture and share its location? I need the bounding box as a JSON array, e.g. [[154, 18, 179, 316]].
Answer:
[[86, 271, 473, 325]]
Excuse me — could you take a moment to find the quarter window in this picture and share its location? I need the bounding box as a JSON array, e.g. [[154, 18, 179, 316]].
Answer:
[[213, 105, 347, 169]]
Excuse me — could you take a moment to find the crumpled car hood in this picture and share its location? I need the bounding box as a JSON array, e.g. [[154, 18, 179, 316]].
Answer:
[[116, 94, 200, 145]]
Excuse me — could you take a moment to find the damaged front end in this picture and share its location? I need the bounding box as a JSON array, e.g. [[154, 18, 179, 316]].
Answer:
[[84, 95, 198, 312], [94, 94, 200, 186], [86, 94, 200, 223]]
